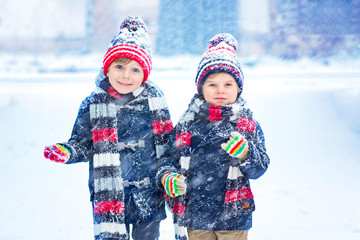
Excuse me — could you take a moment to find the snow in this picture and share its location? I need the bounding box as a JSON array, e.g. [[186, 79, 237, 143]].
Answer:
[[0, 53, 360, 239]]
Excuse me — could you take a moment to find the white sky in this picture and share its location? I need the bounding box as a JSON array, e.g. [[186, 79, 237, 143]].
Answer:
[[0, 0, 87, 39]]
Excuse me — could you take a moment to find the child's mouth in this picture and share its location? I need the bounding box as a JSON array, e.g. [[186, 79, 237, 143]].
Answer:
[[118, 81, 132, 86]]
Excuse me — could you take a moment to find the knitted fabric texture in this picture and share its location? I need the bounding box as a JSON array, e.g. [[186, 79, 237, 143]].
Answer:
[[103, 16, 152, 83], [162, 172, 183, 197], [44, 144, 70, 163], [166, 94, 256, 240], [195, 33, 244, 95], [90, 81, 173, 240], [224, 132, 249, 158]]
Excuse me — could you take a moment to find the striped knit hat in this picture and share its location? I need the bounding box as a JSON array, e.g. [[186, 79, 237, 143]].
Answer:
[[103, 16, 152, 83], [195, 33, 244, 95]]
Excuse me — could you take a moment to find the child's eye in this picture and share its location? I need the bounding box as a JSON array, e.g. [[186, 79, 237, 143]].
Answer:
[[115, 65, 123, 69], [225, 83, 233, 87], [132, 68, 140, 73]]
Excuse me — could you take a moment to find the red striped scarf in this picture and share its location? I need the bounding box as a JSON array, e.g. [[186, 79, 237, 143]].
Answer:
[[90, 81, 173, 240]]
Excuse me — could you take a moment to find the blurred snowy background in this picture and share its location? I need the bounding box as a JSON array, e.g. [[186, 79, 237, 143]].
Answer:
[[1, 0, 360, 239]]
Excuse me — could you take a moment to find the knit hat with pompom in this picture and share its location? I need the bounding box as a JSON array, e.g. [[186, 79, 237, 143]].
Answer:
[[195, 33, 245, 95], [103, 16, 152, 83]]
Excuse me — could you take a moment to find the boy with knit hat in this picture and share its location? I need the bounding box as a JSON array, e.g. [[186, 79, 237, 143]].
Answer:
[[161, 33, 270, 240], [43, 16, 184, 240]]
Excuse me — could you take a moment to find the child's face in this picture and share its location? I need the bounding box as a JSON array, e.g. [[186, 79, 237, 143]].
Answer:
[[202, 73, 239, 106], [107, 59, 144, 94]]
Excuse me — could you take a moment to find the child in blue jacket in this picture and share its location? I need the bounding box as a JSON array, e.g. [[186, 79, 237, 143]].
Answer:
[[161, 33, 270, 240], [44, 16, 178, 240]]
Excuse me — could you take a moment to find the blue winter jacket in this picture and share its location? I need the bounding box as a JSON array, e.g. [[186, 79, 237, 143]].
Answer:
[[158, 116, 270, 231], [61, 79, 169, 224]]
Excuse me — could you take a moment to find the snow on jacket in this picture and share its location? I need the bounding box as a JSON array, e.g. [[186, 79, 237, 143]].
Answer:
[[60, 77, 175, 224], [160, 95, 270, 234]]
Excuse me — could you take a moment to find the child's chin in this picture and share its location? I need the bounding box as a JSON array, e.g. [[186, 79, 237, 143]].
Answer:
[[213, 100, 229, 105], [115, 86, 135, 94], [118, 90, 133, 94]]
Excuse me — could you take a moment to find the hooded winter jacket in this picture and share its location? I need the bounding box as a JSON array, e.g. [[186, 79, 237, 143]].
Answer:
[[158, 95, 270, 233], [183, 118, 268, 230], [60, 78, 175, 224]]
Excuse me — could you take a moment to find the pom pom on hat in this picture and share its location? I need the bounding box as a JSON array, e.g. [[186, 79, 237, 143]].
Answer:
[[120, 16, 146, 32], [208, 33, 238, 51], [103, 16, 152, 83], [195, 33, 244, 96]]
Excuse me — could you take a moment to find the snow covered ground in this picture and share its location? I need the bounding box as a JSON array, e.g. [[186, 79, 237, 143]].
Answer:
[[0, 53, 360, 239]]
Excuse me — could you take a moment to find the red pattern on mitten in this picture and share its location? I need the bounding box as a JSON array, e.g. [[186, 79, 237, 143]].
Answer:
[[44, 144, 70, 163]]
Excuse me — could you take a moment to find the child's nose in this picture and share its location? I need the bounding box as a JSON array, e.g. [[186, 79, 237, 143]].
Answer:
[[122, 69, 130, 78], [216, 86, 225, 93]]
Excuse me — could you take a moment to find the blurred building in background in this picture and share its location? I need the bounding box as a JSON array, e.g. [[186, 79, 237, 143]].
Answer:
[[268, 0, 360, 58], [155, 0, 360, 58], [0, 0, 359, 59], [156, 0, 242, 55], [0, 0, 158, 53]]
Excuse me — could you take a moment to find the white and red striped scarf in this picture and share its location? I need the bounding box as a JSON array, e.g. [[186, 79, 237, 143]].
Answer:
[[166, 94, 256, 240], [90, 80, 173, 240]]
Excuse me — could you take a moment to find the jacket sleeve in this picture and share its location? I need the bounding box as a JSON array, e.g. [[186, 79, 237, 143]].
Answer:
[[155, 128, 182, 188], [59, 98, 93, 164], [239, 121, 270, 179]]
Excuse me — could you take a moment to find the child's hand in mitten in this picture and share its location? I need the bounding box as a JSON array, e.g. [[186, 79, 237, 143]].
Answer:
[[221, 131, 249, 162], [44, 144, 70, 163], [162, 172, 187, 197]]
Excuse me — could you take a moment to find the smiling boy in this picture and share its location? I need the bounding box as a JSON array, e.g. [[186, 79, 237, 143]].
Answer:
[[106, 58, 144, 94], [44, 16, 176, 240]]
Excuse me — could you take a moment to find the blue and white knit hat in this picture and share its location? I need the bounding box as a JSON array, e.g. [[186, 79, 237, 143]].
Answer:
[[103, 16, 152, 83], [195, 33, 245, 95]]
